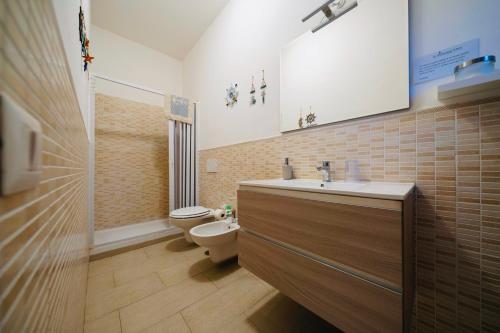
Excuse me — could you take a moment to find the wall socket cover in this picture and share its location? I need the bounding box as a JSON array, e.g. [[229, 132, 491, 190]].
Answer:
[[1, 93, 43, 196]]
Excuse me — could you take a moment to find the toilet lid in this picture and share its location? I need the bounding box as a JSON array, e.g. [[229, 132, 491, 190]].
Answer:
[[170, 206, 211, 219]]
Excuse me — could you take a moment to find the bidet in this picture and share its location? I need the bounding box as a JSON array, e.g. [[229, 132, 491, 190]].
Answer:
[[189, 221, 240, 263]]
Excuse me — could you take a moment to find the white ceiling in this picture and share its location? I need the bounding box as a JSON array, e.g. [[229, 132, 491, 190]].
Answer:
[[91, 0, 230, 60]]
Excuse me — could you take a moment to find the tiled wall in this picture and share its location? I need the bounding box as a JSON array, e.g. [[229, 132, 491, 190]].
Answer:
[[199, 99, 500, 332], [0, 0, 89, 332], [94, 94, 169, 230]]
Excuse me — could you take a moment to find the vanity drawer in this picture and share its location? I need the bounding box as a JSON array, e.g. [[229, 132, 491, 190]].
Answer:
[[237, 189, 402, 289], [238, 231, 402, 333]]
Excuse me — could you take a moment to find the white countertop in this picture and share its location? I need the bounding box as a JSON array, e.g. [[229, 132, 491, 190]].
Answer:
[[239, 179, 415, 201]]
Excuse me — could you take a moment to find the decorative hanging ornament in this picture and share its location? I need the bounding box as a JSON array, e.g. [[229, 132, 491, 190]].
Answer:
[[250, 75, 256, 105], [305, 106, 317, 127], [79, 5, 94, 71], [83, 54, 95, 63], [225, 83, 239, 107], [260, 69, 267, 104], [298, 109, 304, 129]]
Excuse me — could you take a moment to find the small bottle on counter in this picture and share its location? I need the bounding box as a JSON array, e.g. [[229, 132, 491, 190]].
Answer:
[[225, 204, 234, 224], [282, 158, 293, 180]]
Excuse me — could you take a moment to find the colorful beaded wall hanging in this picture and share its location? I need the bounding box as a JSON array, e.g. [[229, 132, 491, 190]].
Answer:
[[225, 83, 239, 107], [79, 5, 94, 71]]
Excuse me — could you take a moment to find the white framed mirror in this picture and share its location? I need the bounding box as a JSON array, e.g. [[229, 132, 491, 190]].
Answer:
[[280, 0, 409, 132]]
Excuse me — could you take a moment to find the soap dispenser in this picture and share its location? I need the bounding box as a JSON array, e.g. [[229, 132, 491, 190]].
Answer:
[[282, 158, 293, 180]]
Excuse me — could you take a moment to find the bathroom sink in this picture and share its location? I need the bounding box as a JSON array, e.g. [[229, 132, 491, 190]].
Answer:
[[239, 179, 414, 200], [253, 179, 366, 191]]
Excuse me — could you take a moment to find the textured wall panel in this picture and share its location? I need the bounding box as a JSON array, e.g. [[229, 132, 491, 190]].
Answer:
[[199, 99, 500, 332], [94, 94, 168, 230], [0, 0, 89, 332]]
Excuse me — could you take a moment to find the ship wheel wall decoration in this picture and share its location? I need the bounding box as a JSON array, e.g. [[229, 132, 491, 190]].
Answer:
[[298, 106, 317, 129], [79, 4, 94, 71], [305, 106, 317, 127]]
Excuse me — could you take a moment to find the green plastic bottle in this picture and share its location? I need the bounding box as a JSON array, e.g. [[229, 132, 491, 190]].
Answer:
[[225, 204, 233, 223]]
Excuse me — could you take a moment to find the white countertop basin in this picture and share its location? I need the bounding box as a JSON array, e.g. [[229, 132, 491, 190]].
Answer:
[[239, 179, 415, 200]]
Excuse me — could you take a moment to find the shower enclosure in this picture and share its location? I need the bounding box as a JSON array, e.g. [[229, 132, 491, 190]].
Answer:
[[88, 74, 197, 255]]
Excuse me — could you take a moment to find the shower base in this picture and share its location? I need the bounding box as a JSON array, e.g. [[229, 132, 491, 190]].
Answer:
[[91, 219, 182, 259]]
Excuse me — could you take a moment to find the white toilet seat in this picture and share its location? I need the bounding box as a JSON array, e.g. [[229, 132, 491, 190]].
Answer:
[[169, 206, 211, 219]]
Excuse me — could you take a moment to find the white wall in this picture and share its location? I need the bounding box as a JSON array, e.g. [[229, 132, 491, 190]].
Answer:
[[410, 0, 500, 110], [52, 0, 91, 136], [183, 0, 324, 150], [91, 25, 183, 106], [183, 0, 500, 150]]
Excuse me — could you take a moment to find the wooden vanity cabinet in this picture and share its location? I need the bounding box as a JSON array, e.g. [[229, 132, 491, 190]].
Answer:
[[237, 186, 414, 333]]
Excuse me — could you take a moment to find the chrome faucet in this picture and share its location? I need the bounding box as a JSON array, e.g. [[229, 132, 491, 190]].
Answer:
[[316, 161, 333, 182]]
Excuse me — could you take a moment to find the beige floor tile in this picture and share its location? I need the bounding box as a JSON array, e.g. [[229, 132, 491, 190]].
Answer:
[[246, 271, 274, 290], [86, 273, 165, 322], [88, 248, 149, 278], [85, 244, 335, 333], [157, 257, 215, 288], [114, 254, 181, 285], [218, 312, 260, 333], [120, 274, 217, 333], [181, 273, 273, 333], [84, 311, 121, 333], [87, 270, 115, 297], [143, 237, 197, 258], [202, 258, 248, 289], [243, 290, 315, 333], [182, 244, 209, 261], [89, 257, 114, 277], [111, 248, 147, 266], [140, 313, 190, 333], [221, 291, 336, 333]]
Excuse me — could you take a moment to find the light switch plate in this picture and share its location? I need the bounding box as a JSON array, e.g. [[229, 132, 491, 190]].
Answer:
[[1, 93, 43, 196], [206, 159, 218, 173]]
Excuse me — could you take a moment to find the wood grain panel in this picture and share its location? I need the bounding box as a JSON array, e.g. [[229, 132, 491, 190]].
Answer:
[[238, 231, 402, 333], [403, 194, 415, 333], [238, 189, 402, 288], [238, 185, 403, 210], [0, 0, 89, 332]]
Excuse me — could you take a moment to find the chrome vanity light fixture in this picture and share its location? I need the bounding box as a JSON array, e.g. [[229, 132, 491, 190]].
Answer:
[[302, 0, 358, 33]]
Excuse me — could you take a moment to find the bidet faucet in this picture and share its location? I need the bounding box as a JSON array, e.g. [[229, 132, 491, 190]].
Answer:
[[316, 160, 333, 182]]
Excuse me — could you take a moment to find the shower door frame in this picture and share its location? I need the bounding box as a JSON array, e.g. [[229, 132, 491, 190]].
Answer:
[[168, 105, 198, 211], [88, 73, 196, 246]]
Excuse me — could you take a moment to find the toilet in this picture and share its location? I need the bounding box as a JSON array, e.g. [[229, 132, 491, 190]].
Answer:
[[169, 206, 216, 243], [189, 221, 240, 263]]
